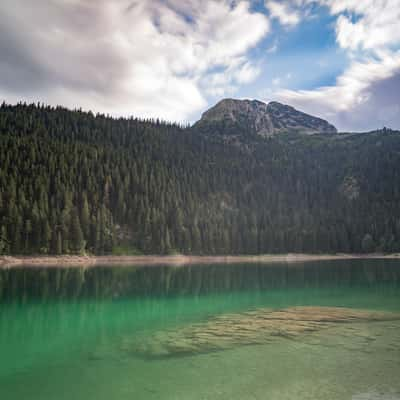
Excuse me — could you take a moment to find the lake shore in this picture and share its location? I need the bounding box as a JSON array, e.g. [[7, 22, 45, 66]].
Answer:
[[1, 253, 400, 268]]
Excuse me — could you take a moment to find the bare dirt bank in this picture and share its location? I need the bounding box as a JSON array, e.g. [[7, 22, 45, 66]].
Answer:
[[1, 253, 399, 268]]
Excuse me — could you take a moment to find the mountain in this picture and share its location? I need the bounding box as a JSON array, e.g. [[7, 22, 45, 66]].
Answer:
[[193, 98, 337, 137], [0, 102, 400, 256]]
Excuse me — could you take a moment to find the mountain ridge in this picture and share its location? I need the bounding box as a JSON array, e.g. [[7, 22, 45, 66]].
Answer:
[[193, 98, 337, 137]]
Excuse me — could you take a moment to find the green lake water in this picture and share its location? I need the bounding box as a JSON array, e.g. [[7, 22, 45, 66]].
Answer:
[[0, 259, 400, 399]]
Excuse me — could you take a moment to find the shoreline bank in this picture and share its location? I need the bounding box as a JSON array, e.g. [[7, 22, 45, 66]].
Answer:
[[1, 253, 400, 268]]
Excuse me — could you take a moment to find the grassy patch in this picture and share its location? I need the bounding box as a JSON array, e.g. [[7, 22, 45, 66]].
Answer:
[[111, 245, 143, 256]]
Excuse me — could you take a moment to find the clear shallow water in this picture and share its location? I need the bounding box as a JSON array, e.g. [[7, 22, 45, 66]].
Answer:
[[0, 259, 400, 400]]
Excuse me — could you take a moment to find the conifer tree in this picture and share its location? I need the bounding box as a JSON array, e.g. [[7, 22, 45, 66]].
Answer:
[[70, 208, 85, 254]]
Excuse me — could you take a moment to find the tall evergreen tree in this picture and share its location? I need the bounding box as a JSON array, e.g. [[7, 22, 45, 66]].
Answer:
[[69, 208, 85, 254]]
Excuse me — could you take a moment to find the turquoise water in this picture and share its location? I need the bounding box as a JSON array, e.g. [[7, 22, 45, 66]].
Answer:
[[0, 260, 400, 399]]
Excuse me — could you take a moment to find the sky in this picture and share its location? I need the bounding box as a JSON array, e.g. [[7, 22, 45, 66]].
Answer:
[[0, 0, 399, 131]]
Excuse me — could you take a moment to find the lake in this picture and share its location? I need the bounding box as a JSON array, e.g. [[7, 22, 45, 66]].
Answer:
[[1, 259, 400, 400]]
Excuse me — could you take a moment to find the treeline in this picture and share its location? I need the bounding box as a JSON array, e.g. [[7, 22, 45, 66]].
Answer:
[[1, 102, 400, 255]]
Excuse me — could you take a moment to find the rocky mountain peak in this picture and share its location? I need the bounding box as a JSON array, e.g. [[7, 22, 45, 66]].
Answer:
[[194, 98, 337, 137]]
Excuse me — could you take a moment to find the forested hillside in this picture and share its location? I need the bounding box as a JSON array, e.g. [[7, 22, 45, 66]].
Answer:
[[1, 102, 400, 255]]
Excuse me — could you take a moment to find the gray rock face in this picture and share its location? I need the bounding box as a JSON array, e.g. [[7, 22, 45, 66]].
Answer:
[[194, 98, 337, 137]]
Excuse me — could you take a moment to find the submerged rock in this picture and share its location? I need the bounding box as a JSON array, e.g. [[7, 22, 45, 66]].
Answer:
[[131, 306, 400, 359]]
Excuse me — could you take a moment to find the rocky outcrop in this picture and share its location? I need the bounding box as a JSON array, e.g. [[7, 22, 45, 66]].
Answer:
[[193, 98, 337, 137], [131, 306, 400, 358]]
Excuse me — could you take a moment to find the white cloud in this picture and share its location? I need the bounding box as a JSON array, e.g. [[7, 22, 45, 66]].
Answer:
[[272, 77, 281, 86], [276, 52, 400, 130], [266, 40, 278, 53], [273, 0, 400, 130], [234, 61, 262, 84], [201, 58, 262, 97], [265, 0, 301, 26], [0, 0, 270, 122], [278, 52, 400, 108], [326, 0, 400, 52]]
